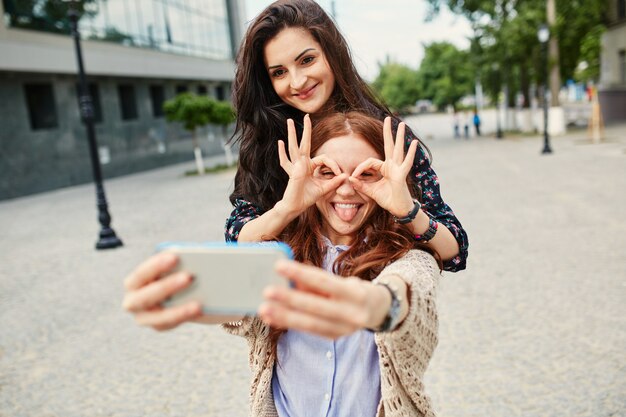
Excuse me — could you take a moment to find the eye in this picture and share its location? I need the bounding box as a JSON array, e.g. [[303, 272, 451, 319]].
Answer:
[[320, 170, 335, 178], [359, 171, 379, 182], [271, 68, 286, 78], [301, 56, 315, 65]]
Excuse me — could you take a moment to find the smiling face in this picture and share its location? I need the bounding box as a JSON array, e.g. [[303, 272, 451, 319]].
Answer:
[[314, 134, 381, 246], [263, 27, 336, 114]]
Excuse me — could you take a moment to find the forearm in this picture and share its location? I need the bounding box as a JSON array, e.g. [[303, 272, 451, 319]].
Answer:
[[408, 210, 460, 261], [237, 200, 300, 242]]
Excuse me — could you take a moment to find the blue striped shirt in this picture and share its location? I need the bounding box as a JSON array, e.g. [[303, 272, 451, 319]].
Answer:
[[271, 240, 381, 417]]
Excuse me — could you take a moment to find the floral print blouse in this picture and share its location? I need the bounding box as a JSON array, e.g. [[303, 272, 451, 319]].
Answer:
[[224, 122, 468, 272]]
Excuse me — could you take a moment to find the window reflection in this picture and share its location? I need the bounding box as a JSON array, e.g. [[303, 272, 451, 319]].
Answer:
[[3, 0, 232, 60]]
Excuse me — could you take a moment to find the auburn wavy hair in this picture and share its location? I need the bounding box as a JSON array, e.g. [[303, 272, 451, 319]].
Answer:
[[280, 112, 438, 280]]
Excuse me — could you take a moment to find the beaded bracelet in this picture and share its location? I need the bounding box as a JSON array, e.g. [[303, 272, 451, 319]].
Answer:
[[414, 217, 438, 242]]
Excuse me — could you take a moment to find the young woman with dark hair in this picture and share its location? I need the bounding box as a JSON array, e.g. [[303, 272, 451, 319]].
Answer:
[[226, 0, 468, 273], [124, 112, 441, 416]]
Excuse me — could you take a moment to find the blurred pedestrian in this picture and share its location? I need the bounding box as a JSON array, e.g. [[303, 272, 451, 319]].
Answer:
[[463, 111, 470, 139], [473, 109, 481, 136], [453, 110, 460, 139]]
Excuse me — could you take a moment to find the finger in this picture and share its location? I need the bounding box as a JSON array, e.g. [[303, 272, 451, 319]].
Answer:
[[258, 301, 355, 339], [320, 174, 348, 195], [311, 154, 341, 176], [287, 119, 299, 161], [274, 260, 356, 300], [352, 158, 384, 179], [300, 114, 311, 156], [122, 271, 193, 313], [348, 177, 373, 198], [135, 301, 202, 331], [401, 140, 419, 172], [277, 140, 293, 175], [393, 122, 406, 162], [124, 252, 178, 291], [264, 284, 370, 328], [383, 117, 394, 160]]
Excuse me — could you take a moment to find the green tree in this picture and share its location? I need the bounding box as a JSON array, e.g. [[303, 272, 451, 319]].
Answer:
[[371, 62, 420, 113], [426, 0, 607, 87], [208, 101, 237, 166], [416, 42, 474, 110], [163, 93, 215, 175]]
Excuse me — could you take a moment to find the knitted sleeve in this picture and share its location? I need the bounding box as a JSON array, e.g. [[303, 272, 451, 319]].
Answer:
[[375, 250, 440, 417], [221, 317, 278, 416], [224, 198, 263, 242]]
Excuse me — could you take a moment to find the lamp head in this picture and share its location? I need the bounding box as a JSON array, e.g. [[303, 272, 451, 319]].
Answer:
[[537, 24, 550, 43]]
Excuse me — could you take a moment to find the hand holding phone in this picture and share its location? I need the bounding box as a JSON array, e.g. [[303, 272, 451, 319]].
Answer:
[[157, 242, 293, 316]]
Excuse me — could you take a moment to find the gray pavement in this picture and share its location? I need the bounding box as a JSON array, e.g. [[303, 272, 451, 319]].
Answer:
[[1, 125, 625, 417]]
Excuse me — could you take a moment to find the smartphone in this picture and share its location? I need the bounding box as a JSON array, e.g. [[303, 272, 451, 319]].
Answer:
[[156, 242, 293, 315]]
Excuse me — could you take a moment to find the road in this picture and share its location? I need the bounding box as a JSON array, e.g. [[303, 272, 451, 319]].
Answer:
[[1, 123, 624, 416]]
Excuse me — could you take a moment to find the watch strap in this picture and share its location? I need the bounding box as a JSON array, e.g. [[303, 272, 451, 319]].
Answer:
[[370, 277, 403, 332], [393, 199, 421, 224]]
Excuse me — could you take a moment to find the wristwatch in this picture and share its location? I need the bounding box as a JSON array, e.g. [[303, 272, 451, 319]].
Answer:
[[393, 199, 421, 224], [371, 277, 403, 332]]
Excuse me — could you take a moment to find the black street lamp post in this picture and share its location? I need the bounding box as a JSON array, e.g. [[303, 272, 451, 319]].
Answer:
[[538, 24, 553, 154], [66, 2, 123, 249], [492, 63, 503, 139]]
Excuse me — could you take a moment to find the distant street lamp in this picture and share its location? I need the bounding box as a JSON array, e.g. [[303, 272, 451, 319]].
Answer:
[[492, 63, 503, 139], [538, 24, 553, 154], [65, 1, 123, 249]]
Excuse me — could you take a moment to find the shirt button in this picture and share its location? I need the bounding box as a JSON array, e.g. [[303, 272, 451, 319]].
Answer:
[[324, 393, 330, 401], [326, 351, 333, 360]]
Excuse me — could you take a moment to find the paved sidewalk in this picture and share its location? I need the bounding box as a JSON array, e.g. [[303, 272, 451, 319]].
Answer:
[[1, 125, 625, 417]]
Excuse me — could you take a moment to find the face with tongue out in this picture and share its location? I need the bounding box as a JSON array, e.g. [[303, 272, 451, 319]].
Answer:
[[314, 133, 381, 246]]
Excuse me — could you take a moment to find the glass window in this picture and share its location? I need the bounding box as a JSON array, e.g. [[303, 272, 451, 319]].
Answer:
[[197, 85, 208, 95], [24, 83, 59, 130], [118, 84, 138, 120], [4, 0, 233, 60], [619, 0, 626, 19], [150, 85, 165, 117], [215, 85, 225, 101], [176, 85, 188, 94], [76, 83, 103, 123]]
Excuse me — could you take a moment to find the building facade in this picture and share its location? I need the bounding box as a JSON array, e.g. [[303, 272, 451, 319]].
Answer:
[[0, 0, 246, 200], [599, 0, 626, 123]]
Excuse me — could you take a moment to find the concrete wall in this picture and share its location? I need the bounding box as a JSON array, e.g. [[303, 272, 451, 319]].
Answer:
[[0, 73, 234, 200]]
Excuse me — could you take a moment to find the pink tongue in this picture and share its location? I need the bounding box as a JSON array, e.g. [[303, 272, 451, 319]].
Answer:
[[334, 205, 359, 221]]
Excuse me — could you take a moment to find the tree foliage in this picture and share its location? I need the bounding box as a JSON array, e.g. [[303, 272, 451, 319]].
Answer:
[[163, 93, 215, 133], [425, 0, 607, 85], [371, 62, 421, 113], [416, 42, 474, 110]]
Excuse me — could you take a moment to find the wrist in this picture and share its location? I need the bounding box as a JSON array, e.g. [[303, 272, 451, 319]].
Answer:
[[368, 284, 392, 330], [273, 200, 302, 222], [392, 198, 421, 224]]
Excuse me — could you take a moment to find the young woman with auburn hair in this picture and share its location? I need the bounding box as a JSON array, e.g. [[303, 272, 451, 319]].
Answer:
[[124, 112, 441, 416], [226, 0, 468, 273]]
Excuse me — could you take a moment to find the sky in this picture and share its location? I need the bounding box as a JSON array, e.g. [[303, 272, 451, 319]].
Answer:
[[243, 0, 473, 81]]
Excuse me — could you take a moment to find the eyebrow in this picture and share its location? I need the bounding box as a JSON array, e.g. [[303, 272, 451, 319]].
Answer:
[[267, 48, 317, 70]]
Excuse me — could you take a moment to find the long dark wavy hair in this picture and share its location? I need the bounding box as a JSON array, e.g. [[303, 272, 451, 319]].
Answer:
[[282, 112, 438, 279], [230, 0, 427, 210]]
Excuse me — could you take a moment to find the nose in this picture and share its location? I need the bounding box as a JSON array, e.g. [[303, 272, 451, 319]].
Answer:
[[336, 177, 356, 196], [290, 70, 307, 90]]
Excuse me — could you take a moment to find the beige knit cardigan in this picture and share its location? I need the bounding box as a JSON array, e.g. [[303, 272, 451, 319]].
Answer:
[[222, 249, 440, 417]]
